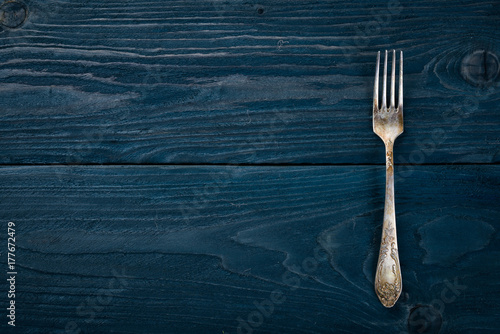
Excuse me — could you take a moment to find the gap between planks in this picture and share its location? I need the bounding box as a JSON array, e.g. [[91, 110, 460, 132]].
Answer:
[[0, 162, 498, 167]]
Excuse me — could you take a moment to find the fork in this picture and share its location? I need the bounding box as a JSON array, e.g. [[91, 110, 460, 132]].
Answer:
[[373, 50, 403, 308]]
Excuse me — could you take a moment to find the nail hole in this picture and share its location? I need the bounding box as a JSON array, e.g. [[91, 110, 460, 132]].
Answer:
[[408, 305, 442, 334], [257, 8, 264, 14]]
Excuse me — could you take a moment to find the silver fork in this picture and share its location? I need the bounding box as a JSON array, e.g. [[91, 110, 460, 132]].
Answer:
[[373, 50, 403, 308]]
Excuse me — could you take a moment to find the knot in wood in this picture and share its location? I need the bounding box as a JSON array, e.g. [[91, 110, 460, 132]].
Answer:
[[461, 50, 499, 87], [408, 305, 442, 334], [0, 1, 28, 28]]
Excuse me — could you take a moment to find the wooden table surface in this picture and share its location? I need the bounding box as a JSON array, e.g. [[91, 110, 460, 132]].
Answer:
[[0, 0, 499, 333]]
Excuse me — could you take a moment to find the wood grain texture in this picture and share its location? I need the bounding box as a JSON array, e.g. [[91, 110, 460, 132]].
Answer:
[[1, 1, 499, 333], [0, 0, 499, 164], [0, 165, 498, 333]]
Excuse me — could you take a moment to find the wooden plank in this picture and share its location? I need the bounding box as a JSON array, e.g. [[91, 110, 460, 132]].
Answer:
[[0, 165, 498, 332], [0, 0, 499, 164]]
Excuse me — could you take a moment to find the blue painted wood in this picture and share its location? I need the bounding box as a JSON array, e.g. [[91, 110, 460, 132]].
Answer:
[[0, 166, 498, 333], [0, 0, 498, 164], [0, 0, 499, 333]]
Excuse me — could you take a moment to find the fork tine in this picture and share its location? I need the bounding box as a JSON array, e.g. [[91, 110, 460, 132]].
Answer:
[[390, 50, 396, 109], [373, 51, 380, 110], [382, 50, 387, 110], [398, 51, 403, 112]]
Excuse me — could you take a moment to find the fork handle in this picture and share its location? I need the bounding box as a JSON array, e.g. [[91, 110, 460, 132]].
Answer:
[[375, 141, 402, 307]]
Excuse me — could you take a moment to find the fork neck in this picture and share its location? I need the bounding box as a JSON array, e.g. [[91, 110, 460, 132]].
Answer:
[[385, 140, 394, 172]]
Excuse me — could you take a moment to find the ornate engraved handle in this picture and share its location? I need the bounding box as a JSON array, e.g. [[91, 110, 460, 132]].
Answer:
[[375, 141, 402, 307]]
